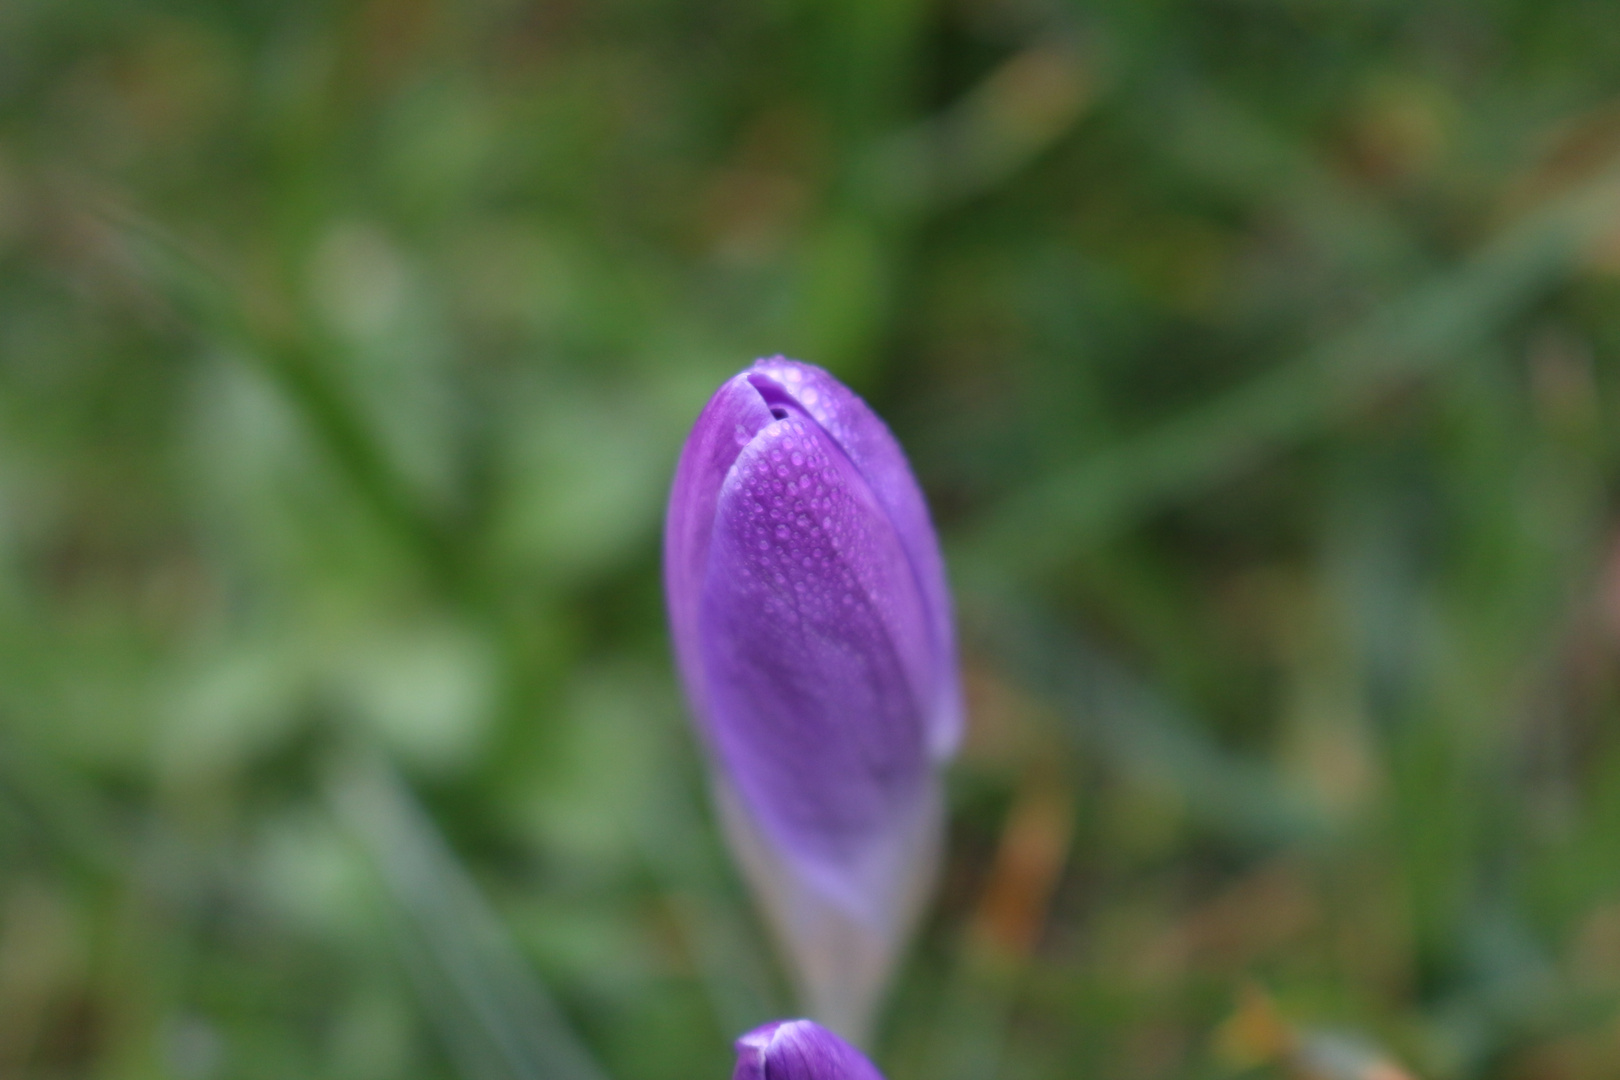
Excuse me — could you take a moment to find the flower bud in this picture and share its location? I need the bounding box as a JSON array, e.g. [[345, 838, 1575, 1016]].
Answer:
[[665, 358, 961, 1040], [732, 1020, 885, 1080]]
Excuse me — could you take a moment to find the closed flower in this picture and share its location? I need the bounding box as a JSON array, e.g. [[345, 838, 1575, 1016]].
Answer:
[[665, 357, 961, 1040]]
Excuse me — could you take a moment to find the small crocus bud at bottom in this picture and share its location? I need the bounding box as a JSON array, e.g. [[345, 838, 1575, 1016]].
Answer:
[[733, 1020, 886, 1080]]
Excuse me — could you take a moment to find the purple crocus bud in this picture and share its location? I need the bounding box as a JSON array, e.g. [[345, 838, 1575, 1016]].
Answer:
[[732, 1019, 886, 1080], [665, 358, 961, 1041]]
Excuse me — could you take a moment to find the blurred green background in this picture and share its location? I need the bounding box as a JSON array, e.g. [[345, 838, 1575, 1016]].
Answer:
[[3, 0, 1620, 1078]]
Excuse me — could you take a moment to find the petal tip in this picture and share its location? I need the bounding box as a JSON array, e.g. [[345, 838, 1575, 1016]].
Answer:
[[732, 1019, 884, 1080]]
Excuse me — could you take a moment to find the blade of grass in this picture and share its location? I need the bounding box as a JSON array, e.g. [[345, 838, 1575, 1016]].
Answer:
[[331, 756, 609, 1080], [955, 151, 1620, 584], [864, 35, 1099, 220], [93, 202, 465, 594], [973, 600, 1330, 846], [1148, 82, 1427, 279], [0, 726, 117, 888]]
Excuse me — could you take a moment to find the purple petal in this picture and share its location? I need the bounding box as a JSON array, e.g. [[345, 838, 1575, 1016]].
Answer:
[[733, 1020, 886, 1080], [699, 408, 933, 913], [749, 358, 962, 757], [665, 372, 779, 733]]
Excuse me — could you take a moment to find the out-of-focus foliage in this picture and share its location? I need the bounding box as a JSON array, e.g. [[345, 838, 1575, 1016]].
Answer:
[[2, 0, 1619, 1078]]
